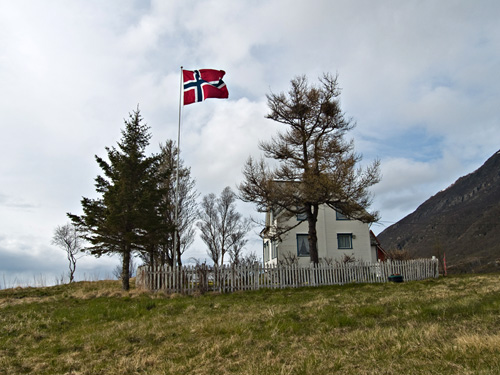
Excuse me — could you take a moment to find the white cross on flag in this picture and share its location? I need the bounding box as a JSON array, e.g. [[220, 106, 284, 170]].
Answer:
[[182, 69, 228, 105]]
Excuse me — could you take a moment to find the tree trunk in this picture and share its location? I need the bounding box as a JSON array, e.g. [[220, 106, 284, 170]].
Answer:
[[176, 231, 182, 266], [121, 247, 131, 291], [68, 252, 76, 283], [148, 247, 155, 268], [307, 203, 320, 264]]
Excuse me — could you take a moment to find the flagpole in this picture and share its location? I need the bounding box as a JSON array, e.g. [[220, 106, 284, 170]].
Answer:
[[173, 66, 183, 268]]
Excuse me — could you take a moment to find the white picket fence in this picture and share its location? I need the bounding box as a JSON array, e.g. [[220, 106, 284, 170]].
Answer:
[[136, 258, 439, 294]]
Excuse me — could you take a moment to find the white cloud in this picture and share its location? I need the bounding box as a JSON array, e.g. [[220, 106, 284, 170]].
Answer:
[[181, 98, 276, 193], [1, 0, 500, 282], [370, 153, 469, 233]]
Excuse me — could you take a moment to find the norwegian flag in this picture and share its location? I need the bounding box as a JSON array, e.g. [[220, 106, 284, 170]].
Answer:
[[183, 69, 228, 105]]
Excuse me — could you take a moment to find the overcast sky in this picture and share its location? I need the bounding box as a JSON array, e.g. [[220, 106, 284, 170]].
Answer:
[[2, 0, 499, 286]]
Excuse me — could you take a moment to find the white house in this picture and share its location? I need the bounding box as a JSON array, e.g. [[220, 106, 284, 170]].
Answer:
[[261, 204, 383, 266]]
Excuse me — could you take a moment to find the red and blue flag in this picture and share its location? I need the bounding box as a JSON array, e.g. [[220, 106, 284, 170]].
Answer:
[[183, 69, 228, 105]]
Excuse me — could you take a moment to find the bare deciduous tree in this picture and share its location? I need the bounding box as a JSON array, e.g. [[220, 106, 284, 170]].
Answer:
[[227, 231, 248, 266], [234, 251, 260, 267], [197, 187, 251, 267], [52, 223, 84, 283], [161, 141, 199, 267], [239, 73, 380, 264], [139, 140, 198, 268]]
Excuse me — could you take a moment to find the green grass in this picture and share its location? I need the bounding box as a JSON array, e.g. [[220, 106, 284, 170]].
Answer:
[[1, 275, 500, 374]]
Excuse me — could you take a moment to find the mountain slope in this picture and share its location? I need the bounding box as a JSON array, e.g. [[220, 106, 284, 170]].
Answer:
[[378, 150, 500, 273]]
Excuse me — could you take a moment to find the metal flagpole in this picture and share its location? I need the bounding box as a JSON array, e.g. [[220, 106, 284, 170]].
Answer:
[[173, 66, 183, 268]]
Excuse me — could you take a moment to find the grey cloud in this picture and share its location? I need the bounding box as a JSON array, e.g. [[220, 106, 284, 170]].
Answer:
[[1, 1, 500, 279], [0, 193, 37, 210]]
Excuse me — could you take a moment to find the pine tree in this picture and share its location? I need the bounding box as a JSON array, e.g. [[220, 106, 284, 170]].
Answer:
[[68, 107, 162, 290]]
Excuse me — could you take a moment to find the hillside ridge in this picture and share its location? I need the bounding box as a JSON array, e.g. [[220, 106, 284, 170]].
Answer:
[[378, 150, 500, 273]]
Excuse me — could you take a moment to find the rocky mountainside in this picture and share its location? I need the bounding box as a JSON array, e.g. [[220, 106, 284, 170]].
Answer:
[[377, 150, 500, 273]]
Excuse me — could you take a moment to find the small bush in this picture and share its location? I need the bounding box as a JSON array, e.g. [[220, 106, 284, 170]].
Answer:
[[385, 248, 413, 261]]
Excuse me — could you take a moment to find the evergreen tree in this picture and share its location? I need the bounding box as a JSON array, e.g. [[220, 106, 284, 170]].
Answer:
[[68, 108, 162, 290]]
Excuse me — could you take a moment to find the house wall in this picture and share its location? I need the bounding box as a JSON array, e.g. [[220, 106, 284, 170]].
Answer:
[[263, 205, 376, 265], [322, 206, 375, 263]]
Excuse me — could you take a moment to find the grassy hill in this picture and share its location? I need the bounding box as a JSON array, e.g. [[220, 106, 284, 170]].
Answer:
[[1, 275, 499, 374]]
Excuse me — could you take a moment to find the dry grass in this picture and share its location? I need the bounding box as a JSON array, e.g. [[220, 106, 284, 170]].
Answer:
[[1, 274, 500, 374]]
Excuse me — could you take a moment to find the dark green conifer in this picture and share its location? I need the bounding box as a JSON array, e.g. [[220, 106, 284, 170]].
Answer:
[[68, 108, 166, 290]]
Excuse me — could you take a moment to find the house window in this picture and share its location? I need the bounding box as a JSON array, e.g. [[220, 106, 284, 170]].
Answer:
[[337, 233, 353, 249], [336, 210, 349, 220], [296, 234, 310, 257], [263, 242, 269, 262], [271, 242, 278, 259], [296, 206, 307, 221], [296, 212, 307, 221]]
